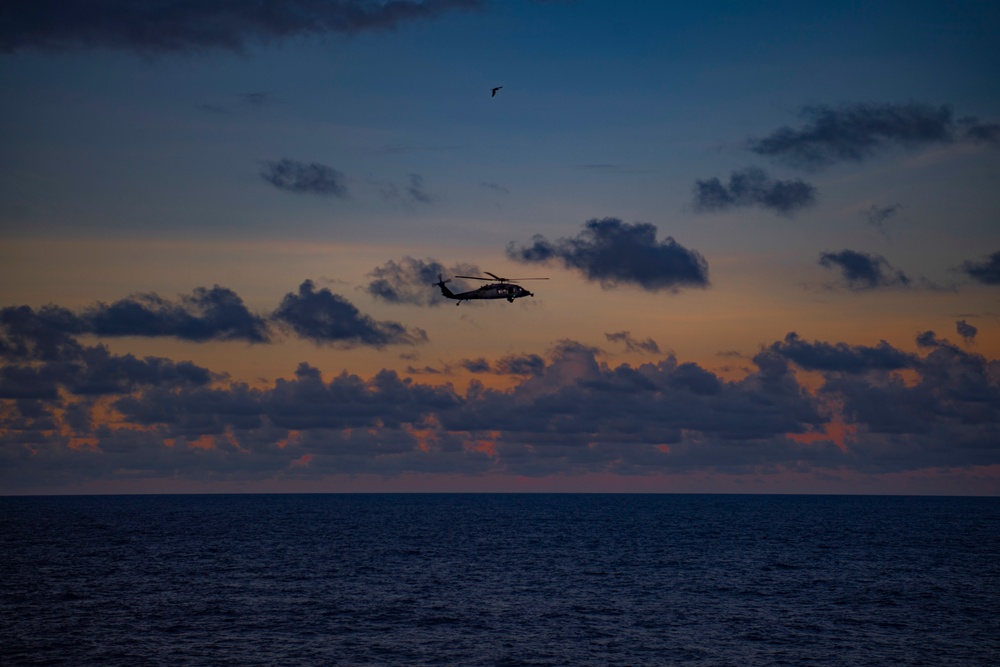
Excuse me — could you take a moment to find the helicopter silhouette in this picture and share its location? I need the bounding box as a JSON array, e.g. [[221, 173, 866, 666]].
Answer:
[[435, 272, 547, 305]]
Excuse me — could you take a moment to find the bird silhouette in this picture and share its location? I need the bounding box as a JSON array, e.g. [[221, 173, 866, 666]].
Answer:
[[491, 86, 503, 97]]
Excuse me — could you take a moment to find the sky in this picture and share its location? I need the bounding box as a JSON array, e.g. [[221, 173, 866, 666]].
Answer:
[[1, 0, 999, 495]]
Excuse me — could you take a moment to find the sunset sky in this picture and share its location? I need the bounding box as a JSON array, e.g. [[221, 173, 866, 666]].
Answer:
[[2, 0, 999, 494]]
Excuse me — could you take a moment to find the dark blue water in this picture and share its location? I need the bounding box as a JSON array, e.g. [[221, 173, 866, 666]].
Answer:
[[2, 495, 998, 666]]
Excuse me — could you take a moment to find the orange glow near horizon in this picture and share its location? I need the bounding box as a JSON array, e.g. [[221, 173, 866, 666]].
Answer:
[[290, 453, 314, 468], [67, 436, 100, 451], [277, 430, 303, 449], [189, 435, 216, 450], [787, 418, 857, 451]]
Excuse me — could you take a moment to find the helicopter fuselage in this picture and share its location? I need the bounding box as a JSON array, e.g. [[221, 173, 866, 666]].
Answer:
[[437, 281, 533, 304]]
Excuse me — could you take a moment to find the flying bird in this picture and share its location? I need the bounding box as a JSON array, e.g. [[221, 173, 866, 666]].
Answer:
[[491, 86, 503, 97]]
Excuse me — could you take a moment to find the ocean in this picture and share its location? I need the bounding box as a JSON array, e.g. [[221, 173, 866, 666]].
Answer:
[[2, 494, 998, 666]]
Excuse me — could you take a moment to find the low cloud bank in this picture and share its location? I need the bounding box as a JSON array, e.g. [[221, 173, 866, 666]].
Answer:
[[3, 319, 997, 489]]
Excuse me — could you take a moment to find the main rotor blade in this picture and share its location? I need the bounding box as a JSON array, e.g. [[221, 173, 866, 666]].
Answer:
[[452, 274, 550, 282]]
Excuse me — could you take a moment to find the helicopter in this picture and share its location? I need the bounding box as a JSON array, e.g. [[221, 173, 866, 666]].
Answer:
[[434, 272, 547, 305]]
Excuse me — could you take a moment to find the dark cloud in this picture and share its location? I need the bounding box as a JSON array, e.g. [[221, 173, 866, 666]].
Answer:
[[961, 250, 1000, 285], [0, 365, 62, 400], [68, 347, 215, 396], [961, 119, 1000, 146], [443, 342, 830, 458], [915, 330, 950, 350], [406, 174, 434, 204], [507, 218, 709, 292], [3, 330, 999, 489], [3, 282, 435, 351], [749, 102, 957, 170], [406, 365, 444, 375], [85, 286, 270, 343], [113, 382, 265, 437], [1, 305, 85, 362], [822, 332, 1000, 461], [457, 354, 545, 376], [260, 159, 347, 197], [0, 0, 483, 55], [819, 249, 911, 290], [862, 203, 901, 234], [374, 173, 436, 205], [273, 280, 427, 348], [366, 257, 480, 306], [768, 332, 916, 373], [605, 331, 661, 355], [956, 320, 978, 344], [479, 182, 510, 195], [266, 364, 459, 431], [1, 306, 216, 401], [495, 353, 546, 376], [459, 358, 492, 373], [693, 167, 817, 216], [2, 288, 269, 353]]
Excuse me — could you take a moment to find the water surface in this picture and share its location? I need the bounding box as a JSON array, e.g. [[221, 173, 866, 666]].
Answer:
[[2, 494, 998, 666]]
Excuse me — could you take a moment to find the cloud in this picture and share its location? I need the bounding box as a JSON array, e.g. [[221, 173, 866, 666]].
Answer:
[[457, 354, 545, 376], [406, 174, 434, 203], [85, 286, 270, 343], [67, 347, 215, 396], [406, 365, 445, 375], [507, 218, 709, 292], [260, 159, 347, 197], [768, 332, 917, 373], [479, 182, 510, 195], [3, 329, 999, 489], [272, 280, 427, 348], [692, 167, 817, 216], [819, 249, 911, 290], [366, 257, 481, 306], [1, 287, 269, 347], [0, 0, 483, 55], [748, 102, 958, 170], [605, 331, 661, 355], [374, 173, 437, 205], [822, 332, 1000, 458], [862, 203, 901, 234], [961, 250, 1000, 285], [459, 358, 492, 373], [1, 305, 215, 401], [3, 283, 432, 351], [956, 320, 978, 344], [961, 119, 1000, 146], [442, 342, 831, 462], [915, 330, 953, 350], [495, 353, 546, 376], [1, 305, 85, 362]]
